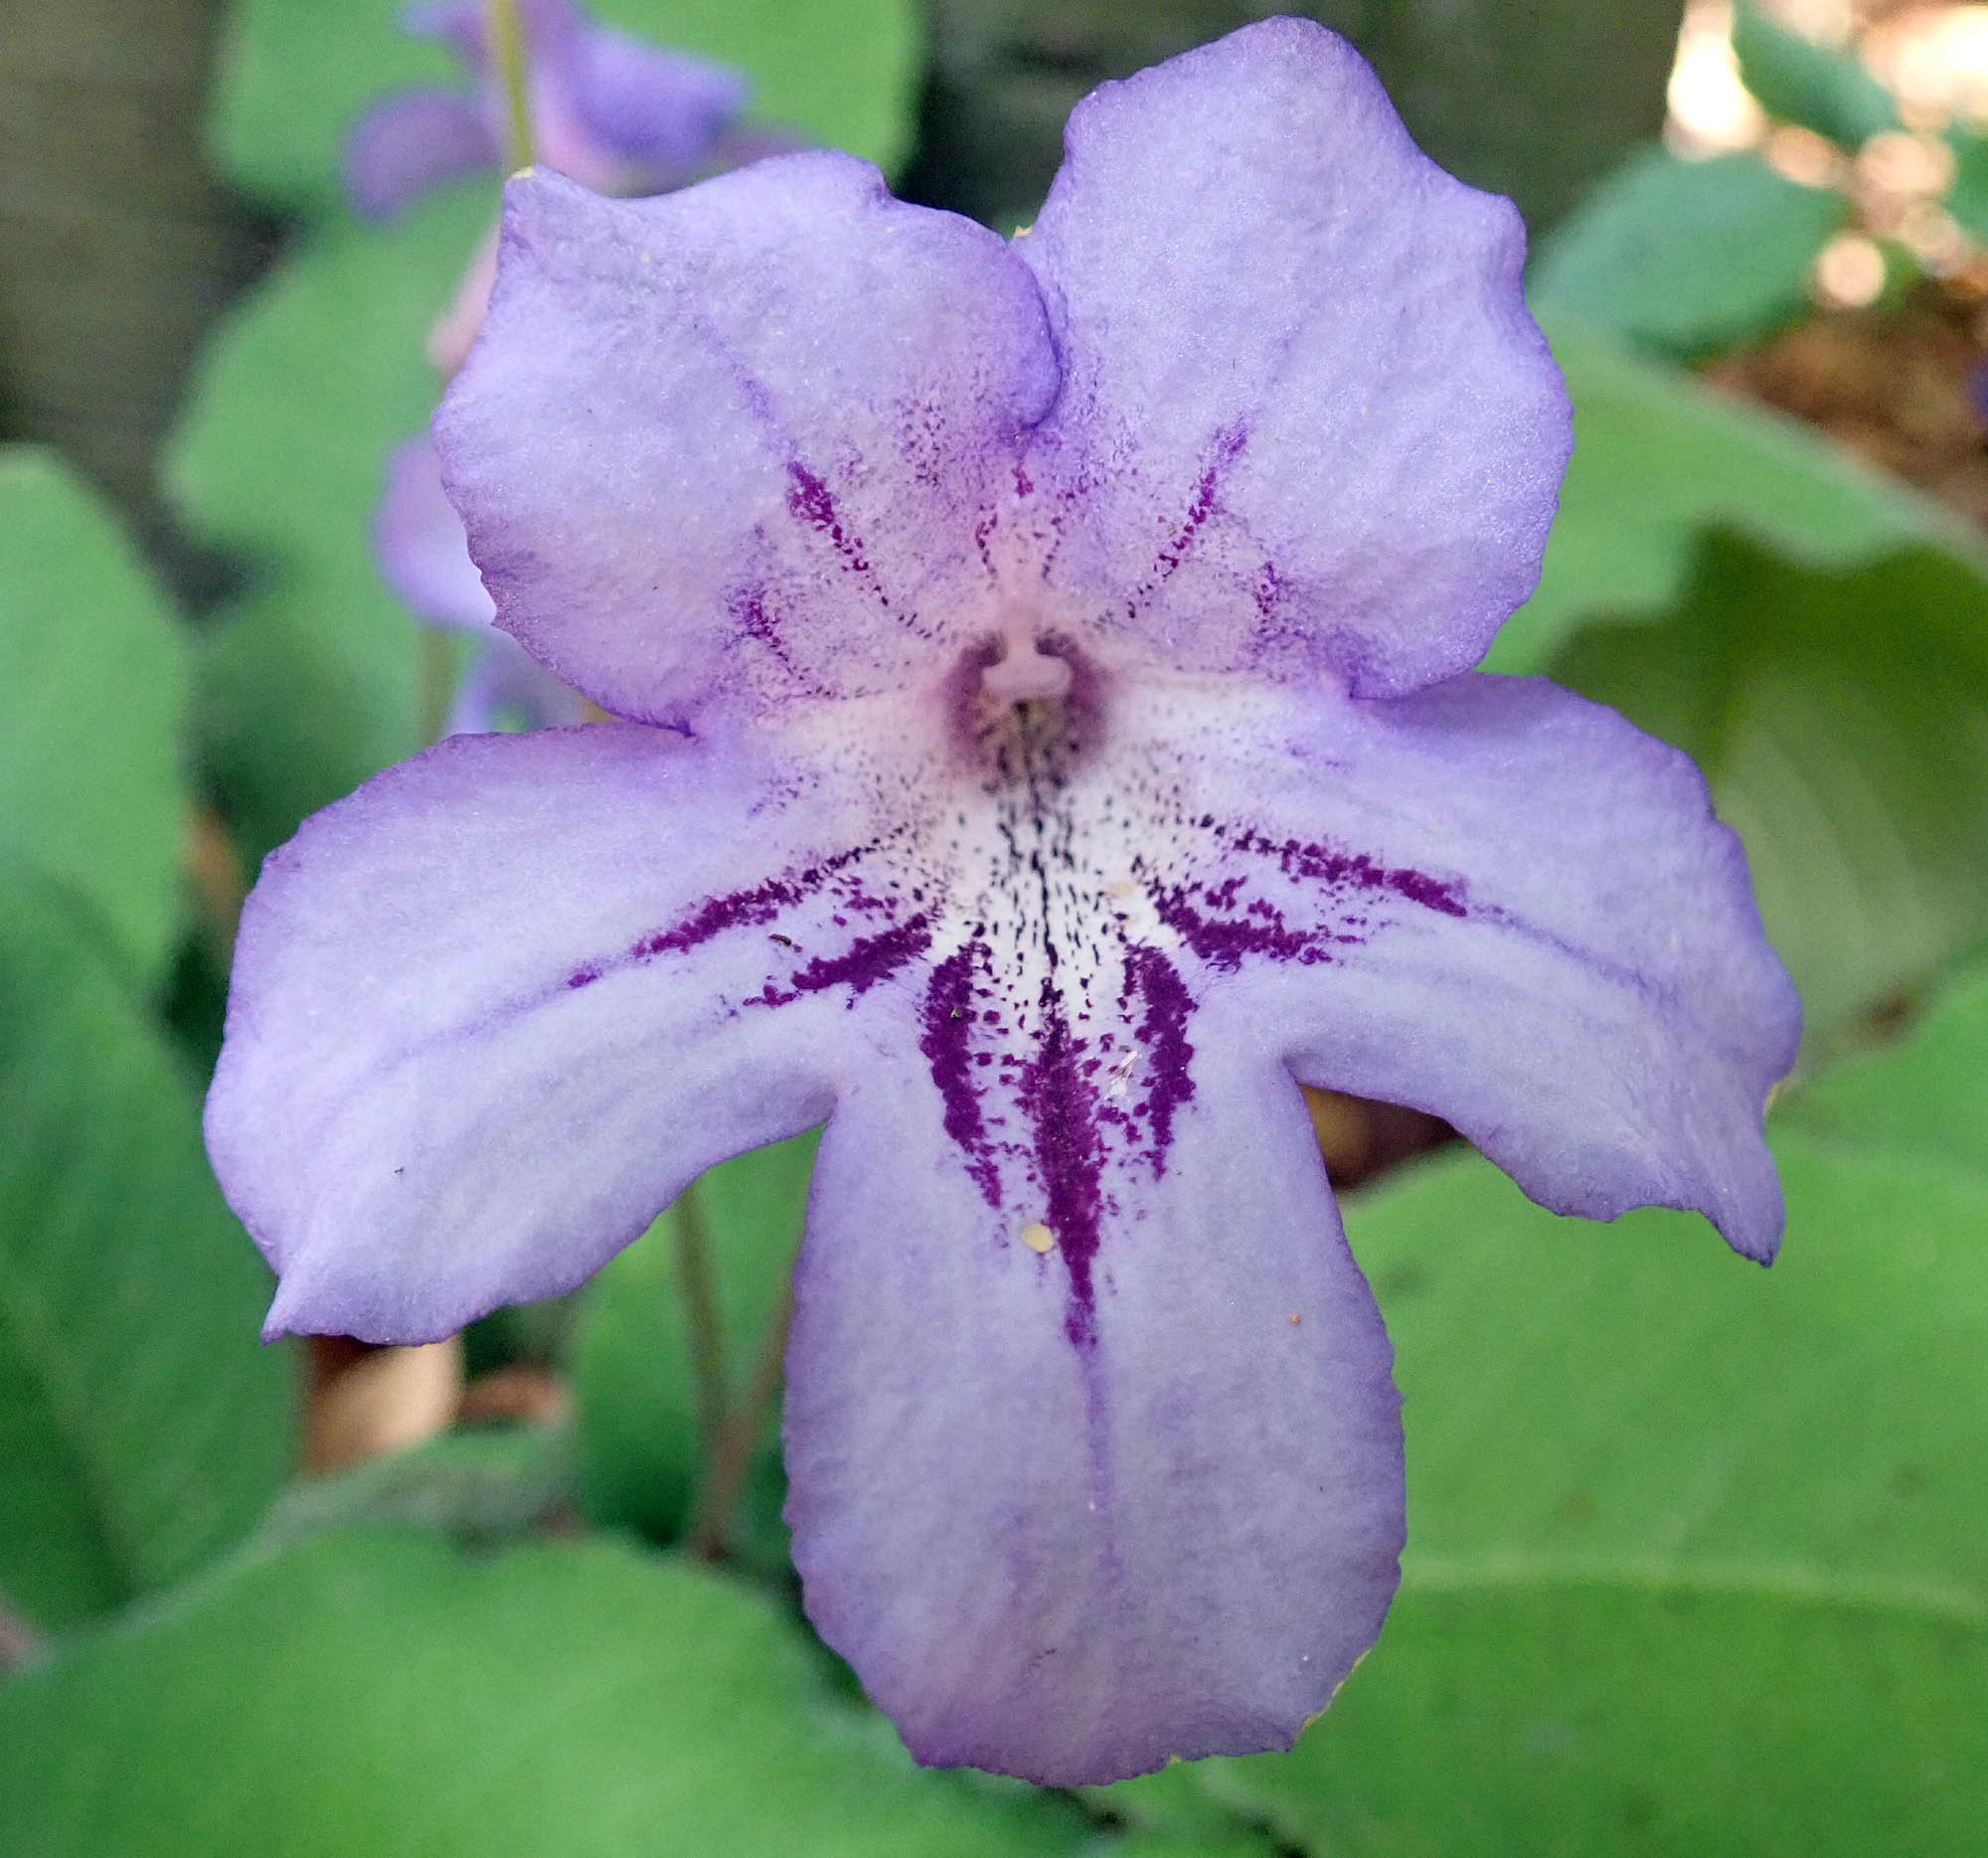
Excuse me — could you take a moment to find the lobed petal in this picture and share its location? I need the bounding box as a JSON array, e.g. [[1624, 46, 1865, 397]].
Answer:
[[343, 88, 497, 220], [1012, 18, 1570, 698], [433, 159, 1060, 722], [207, 721, 935, 1342], [1122, 672, 1799, 1259], [785, 996, 1402, 1786]]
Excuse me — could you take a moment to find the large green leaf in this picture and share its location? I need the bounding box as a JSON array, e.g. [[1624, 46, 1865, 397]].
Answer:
[[211, 0, 922, 216], [0, 873, 293, 1631], [1491, 322, 1983, 674], [1547, 533, 1988, 1038], [1779, 953, 1988, 1174], [1732, 1, 1897, 149], [1527, 146, 1843, 361], [1122, 1128, 1988, 1854], [170, 187, 488, 864], [0, 1528, 1088, 1858], [575, 1133, 814, 1563], [0, 449, 189, 989]]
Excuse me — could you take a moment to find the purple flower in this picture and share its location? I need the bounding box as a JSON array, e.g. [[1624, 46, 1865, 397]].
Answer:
[[376, 436, 590, 734], [208, 21, 1798, 1787], [343, 0, 749, 220]]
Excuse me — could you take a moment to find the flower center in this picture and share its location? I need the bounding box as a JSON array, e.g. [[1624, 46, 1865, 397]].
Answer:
[[951, 633, 1098, 788]]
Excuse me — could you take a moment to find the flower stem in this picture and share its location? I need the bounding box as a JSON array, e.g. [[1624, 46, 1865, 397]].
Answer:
[[485, 0, 535, 171], [688, 1274, 795, 1561], [416, 625, 456, 745], [671, 1180, 728, 1474]]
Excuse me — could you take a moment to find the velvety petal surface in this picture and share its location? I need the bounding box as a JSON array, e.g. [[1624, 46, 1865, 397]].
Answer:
[[784, 992, 1401, 1787], [343, 87, 497, 220], [1010, 18, 1570, 699], [434, 159, 1060, 722], [376, 435, 494, 630], [206, 721, 937, 1342], [1126, 672, 1799, 1259]]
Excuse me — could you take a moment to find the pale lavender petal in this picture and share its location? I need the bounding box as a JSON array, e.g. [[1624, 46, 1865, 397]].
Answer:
[[785, 991, 1401, 1787], [375, 436, 494, 631], [1010, 18, 1570, 699], [206, 721, 928, 1342], [446, 631, 591, 735], [434, 159, 1059, 723], [343, 87, 498, 220], [571, 30, 747, 178], [1122, 672, 1799, 1259]]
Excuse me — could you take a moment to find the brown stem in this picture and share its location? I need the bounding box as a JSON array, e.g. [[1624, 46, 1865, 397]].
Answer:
[[688, 1274, 795, 1561], [671, 1182, 728, 1474]]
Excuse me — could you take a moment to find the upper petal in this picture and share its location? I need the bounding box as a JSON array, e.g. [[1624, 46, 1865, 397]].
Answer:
[[1120, 672, 1799, 1259], [785, 973, 1401, 1786], [343, 88, 497, 220], [206, 720, 938, 1342], [1011, 18, 1570, 698], [434, 159, 1060, 724]]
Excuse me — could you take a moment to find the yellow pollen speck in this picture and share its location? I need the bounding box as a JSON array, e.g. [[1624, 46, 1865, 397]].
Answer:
[[1021, 1222, 1056, 1255], [1289, 1312, 1302, 1325]]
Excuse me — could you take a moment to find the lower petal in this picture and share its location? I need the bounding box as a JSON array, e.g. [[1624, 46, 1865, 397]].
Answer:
[[782, 1001, 1402, 1786]]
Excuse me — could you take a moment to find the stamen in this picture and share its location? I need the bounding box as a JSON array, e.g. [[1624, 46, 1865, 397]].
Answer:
[[982, 640, 1073, 705]]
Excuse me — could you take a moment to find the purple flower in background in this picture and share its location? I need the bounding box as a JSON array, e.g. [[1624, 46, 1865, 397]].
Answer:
[[209, 20, 1798, 1787], [343, 0, 749, 220], [376, 436, 589, 734]]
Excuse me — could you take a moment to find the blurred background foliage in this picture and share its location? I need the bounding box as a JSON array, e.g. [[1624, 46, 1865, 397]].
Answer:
[[4, 0, 1988, 1852]]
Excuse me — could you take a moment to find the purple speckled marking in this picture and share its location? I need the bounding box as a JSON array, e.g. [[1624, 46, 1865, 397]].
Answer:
[[786, 461, 879, 587], [789, 915, 932, 999], [566, 964, 601, 990], [1228, 826, 1467, 919], [1016, 982, 1107, 1350], [1121, 945, 1195, 1170], [918, 943, 1002, 1208], [632, 873, 804, 961], [1149, 882, 1331, 972]]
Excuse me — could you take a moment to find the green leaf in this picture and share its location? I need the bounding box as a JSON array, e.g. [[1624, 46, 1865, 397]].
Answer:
[[0, 1528, 1089, 1858], [1129, 1128, 1988, 1855], [211, 0, 922, 217], [1732, 1, 1898, 148], [575, 1134, 813, 1564], [1780, 954, 1988, 1174], [1945, 125, 1988, 243], [1491, 321, 1988, 674], [0, 871, 293, 1632], [1528, 145, 1843, 360], [0, 448, 189, 989], [170, 188, 488, 865], [253, 1424, 574, 1556], [1546, 533, 1988, 1038]]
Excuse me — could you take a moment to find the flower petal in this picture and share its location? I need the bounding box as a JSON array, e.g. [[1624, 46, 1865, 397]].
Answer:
[[343, 88, 497, 221], [375, 436, 494, 631], [433, 159, 1059, 722], [784, 1001, 1402, 1785], [1119, 672, 1799, 1259], [206, 721, 939, 1342], [570, 29, 747, 177], [1011, 18, 1570, 699]]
